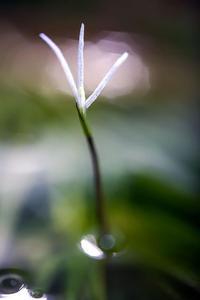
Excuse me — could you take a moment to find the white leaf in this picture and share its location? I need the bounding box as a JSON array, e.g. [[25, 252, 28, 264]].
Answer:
[[86, 52, 128, 109], [39, 33, 79, 102], [77, 23, 85, 110]]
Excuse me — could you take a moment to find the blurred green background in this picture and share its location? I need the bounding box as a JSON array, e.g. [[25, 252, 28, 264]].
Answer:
[[0, 0, 199, 299]]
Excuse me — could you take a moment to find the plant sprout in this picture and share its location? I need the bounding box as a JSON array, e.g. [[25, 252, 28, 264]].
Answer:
[[39, 23, 128, 236]]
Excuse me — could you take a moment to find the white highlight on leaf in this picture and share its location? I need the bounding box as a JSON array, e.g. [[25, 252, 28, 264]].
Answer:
[[85, 52, 128, 108], [77, 23, 85, 110], [39, 33, 79, 103]]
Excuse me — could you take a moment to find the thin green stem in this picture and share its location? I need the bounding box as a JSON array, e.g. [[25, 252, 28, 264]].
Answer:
[[76, 105, 108, 236]]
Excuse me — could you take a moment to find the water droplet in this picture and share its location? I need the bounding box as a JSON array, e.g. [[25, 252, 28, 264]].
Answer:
[[28, 289, 45, 298], [99, 234, 116, 251], [0, 274, 24, 295], [80, 234, 105, 260], [79, 233, 126, 260], [0, 274, 47, 299]]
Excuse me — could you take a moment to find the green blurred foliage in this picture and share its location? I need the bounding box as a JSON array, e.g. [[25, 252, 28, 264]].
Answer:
[[0, 83, 199, 299]]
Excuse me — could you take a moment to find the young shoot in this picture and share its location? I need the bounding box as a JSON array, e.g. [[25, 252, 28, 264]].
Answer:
[[39, 24, 128, 236]]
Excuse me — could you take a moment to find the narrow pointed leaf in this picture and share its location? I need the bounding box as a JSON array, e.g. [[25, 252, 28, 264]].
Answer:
[[86, 52, 128, 109], [39, 33, 79, 102], [77, 23, 85, 110]]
